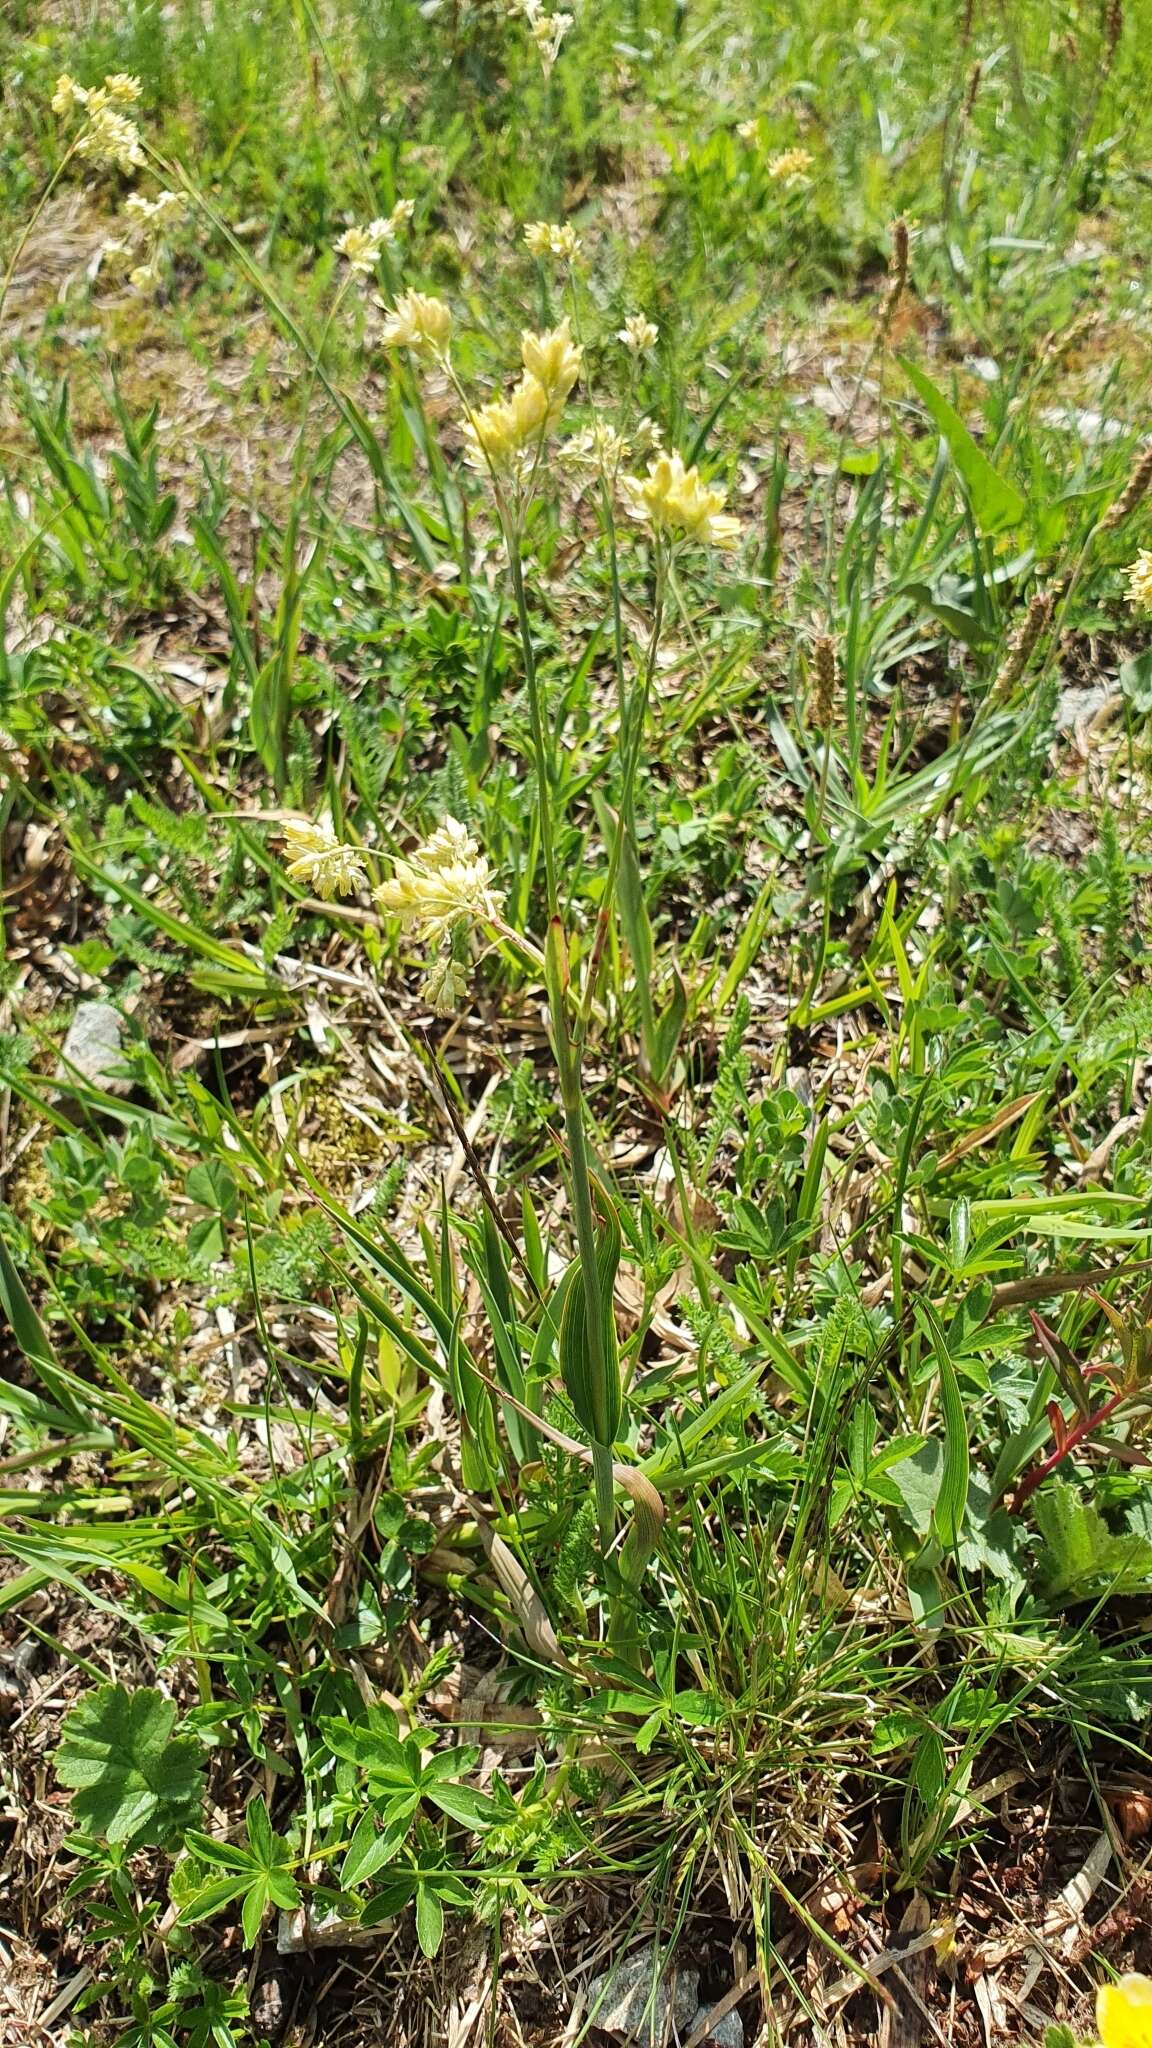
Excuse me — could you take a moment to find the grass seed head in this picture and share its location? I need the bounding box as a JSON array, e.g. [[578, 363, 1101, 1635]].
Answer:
[[992, 586, 1057, 695], [809, 634, 838, 727], [1102, 442, 1152, 530], [282, 816, 368, 899]]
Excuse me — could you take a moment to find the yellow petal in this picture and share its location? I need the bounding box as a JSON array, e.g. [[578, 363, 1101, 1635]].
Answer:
[[1099, 1976, 1152, 2048]]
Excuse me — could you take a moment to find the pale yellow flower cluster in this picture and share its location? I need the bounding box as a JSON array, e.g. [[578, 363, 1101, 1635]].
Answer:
[[620, 449, 742, 550], [736, 117, 759, 141], [124, 189, 183, 228], [335, 201, 414, 275], [376, 817, 502, 946], [522, 0, 573, 73], [282, 816, 367, 900], [53, 72, 145, 176], [107, 189, 185, 293], [52, 71, 142, 115], [1125, 550, 1152, 610], [566, 418, 629, 480], [524, 220, 582, 260], [379, 289, 454, 357], [617, 313, 659, 353], [767, 147, 814, 187], [463, 318, 583, 479]]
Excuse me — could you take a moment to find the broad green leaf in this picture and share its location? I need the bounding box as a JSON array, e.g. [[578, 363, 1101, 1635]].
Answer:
[[414, 1882, 444, 1957], [56, 1684, 205, 1847], [424, 1781, 500, 1829], [919, 1304, 970, 1550], [900, 358, 1026, 533], [341, 1811, 408, 1888]]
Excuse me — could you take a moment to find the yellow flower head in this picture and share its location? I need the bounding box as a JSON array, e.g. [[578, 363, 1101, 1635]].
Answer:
[[282, 816, 368, 900], [524, 220, 581, 259], [520, 316, 583, 402], [376, 818, 502, 945], [566, 419, 629, 479], [1125, 550, 1152, 610], [1098, 1975, 1152, 2048], [737, 117, 759, 140], [128, 261, 162, 294], [379, 289, 453, 356], [528, 9, 573, 72], [51, 73, 85, 115], [75, 104, 145, 175], [124, 189, 183, 227], [463, 325, 580, 478], [767, 147, 814, 187], [335, 219, 395, 274], [617, 313, 659, 353], [103, 73, 143, 104], [620, 449, 742, 550]]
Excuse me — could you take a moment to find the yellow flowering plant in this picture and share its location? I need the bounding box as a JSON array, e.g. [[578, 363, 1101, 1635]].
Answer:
[[1097, 1975, 1152, 2048]]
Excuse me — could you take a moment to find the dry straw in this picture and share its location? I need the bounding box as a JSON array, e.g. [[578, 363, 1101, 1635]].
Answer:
[[876, 218, 910, 348]]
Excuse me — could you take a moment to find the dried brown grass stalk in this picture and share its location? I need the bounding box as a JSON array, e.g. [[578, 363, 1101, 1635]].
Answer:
[[1101, 442, 1152, 531], [876, 217, 910, 347]]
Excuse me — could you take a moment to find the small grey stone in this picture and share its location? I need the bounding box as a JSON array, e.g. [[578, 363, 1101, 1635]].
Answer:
[[585, 1944, 699, 2045], [55, 1002, 131, 1097], [688, 2002, 744, 2048]]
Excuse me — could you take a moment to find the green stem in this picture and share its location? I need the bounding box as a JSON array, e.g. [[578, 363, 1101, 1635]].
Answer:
[[577, 538, 668, 1051], [507, 530, 617, 1551]]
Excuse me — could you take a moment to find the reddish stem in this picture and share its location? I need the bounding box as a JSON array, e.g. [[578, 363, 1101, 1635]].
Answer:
[[1011, 1387, 1130, 1512]]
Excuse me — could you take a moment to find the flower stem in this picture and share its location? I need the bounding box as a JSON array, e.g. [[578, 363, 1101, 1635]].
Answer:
[[507, 530, 617, 1552]]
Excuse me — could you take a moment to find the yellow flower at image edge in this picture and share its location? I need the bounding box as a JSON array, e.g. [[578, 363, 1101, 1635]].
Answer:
[[1099, 1975, 1152, 2048], [621, 449, 742, 550], [282, 816, 367, 900], [1125, 550, 1152, 609]]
